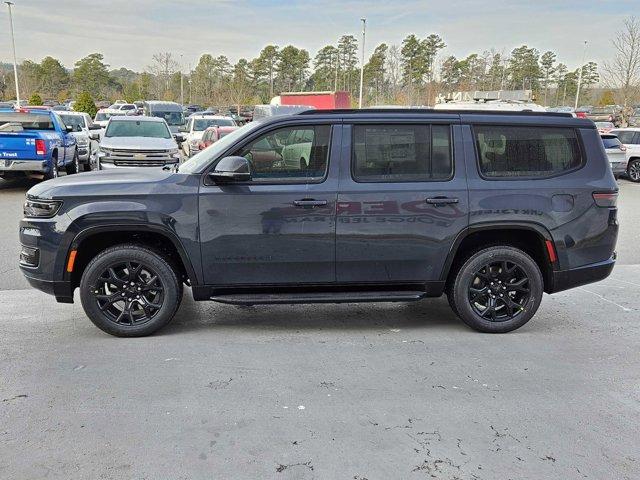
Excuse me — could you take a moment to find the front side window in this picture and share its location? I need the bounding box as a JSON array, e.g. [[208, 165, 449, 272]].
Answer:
[[614, 131, 638, 145], [474, 125, 582, 178], [233, 125, 331, 182], [352, 124, 453, 182]]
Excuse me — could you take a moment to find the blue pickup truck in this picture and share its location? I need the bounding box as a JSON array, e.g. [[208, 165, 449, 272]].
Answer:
[[0, 108, 79, 180]]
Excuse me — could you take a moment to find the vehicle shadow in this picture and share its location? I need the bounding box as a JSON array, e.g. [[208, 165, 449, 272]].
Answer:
[[163, 292, 466, 334], [0, 177, 40, 191]]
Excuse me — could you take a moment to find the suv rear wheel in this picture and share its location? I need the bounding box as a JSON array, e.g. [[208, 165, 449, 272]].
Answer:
[[79, 244, 182, 337], [449, 246, 543, 333], [627, 158, 640, 183]]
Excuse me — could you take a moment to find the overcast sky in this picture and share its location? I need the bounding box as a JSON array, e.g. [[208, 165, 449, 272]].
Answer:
[[0, 0, 633, 72]]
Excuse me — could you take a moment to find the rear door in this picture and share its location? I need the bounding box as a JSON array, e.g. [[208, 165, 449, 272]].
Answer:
[[335, 118, 469, 284]]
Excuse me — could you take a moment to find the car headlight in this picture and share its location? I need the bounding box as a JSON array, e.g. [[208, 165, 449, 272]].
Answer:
[[24, 198, 63, 218]]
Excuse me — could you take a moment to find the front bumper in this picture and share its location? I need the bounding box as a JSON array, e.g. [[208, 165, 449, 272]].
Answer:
[[550, 256, 616, 293], [22, 273, 73, 303], [610, 161, 627, 174], [0, 159, 49, 173]]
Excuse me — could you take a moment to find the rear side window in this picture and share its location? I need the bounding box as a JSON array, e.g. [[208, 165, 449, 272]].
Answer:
[[602, 136, 622, 149], [352, 124, 453, 182], [615, 131, 639, 144], [474, 126, 582, 178]]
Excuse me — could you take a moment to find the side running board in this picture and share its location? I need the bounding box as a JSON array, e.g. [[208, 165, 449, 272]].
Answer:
[[210, 290, 426, 306]]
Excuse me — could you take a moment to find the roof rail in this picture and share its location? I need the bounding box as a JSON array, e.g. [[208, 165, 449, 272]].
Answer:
[[297, 108, 573, 117]]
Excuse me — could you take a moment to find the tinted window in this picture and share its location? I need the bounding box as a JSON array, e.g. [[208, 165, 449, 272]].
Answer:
[[475, 126, 582, 178], [234, 125, 331, 183], [352, 124, 452, 182], [614, 131, 638, 144], [0, 113, 54, 130], [150, 111, 184, 126], [105, 120, 171, 139], [602, 136, 622, 149], [193, 118, 235, 131]]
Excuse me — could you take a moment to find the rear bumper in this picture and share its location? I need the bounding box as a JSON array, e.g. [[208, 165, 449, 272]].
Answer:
[[0, 159, 49, 173], [549, 256, 616, 294]]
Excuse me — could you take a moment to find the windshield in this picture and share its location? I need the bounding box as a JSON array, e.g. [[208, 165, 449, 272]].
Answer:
[[151, 111, 184, 126], [95, 112, 117, 121], [59, 115, 85, 130], [193, 118, 236, 131], [179, 121, 261, 173], [105, 120, 171, 139]]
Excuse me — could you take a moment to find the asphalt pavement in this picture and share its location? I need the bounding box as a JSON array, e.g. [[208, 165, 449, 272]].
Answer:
[[1, 176, 639, 479]]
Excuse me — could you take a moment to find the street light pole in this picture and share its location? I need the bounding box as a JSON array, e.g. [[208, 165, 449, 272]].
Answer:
[[574, 40, 588, 110], [180, 54, 184, 106], [358, 18, 366, 109], [5, 1, 20, 107]]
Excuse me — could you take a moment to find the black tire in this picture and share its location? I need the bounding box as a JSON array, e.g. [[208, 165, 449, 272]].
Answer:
[[448, 246, 543, 333], [66, 149, 80, 175], [79, 244, 182, 337], [44, 155, 59, 180], [627, 158, 640, 183]]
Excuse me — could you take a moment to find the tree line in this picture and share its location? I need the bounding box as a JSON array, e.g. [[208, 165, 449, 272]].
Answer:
[[1, 16, 639, 109]]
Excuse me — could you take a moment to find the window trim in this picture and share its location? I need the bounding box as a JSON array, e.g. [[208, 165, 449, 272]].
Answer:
[[202, 123, 333, 186], [471, 124, 586, 181], [349, 123, 455, 184]]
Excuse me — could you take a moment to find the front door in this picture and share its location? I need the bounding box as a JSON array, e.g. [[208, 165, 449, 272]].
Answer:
[[336, 122, 469, 283], [199, 122, 340, 285]]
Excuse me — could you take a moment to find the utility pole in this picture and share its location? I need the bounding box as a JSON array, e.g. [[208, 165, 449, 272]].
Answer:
[[358, 18, 366, 108], [574, 40, 588, 110], [180, 54, 184, 106], [5, 2, 20, 107]]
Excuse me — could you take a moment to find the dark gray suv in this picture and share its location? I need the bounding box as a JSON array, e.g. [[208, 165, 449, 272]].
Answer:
[[19, 109, 619, 336]]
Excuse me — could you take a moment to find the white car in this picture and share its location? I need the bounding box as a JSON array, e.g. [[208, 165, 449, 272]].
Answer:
[[94, 108, 123, 129], [601, 134, 627, 177], [609, 128, 640, 182], [109, 103, 138, 115], [58, 111, 101, 170], [179, 115, 237, 157], [95, 116, 181, 170]]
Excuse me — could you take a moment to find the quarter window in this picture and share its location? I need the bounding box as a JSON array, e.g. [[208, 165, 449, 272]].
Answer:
[[233, 125, 331, 183], [352, 124, 453, 182], [474, 126, 582, 178]]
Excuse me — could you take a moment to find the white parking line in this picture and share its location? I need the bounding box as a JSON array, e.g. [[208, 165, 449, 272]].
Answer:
[[577, 287, 632, 312]]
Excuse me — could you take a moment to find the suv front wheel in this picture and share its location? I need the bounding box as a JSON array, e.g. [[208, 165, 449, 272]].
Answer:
[[449, 246, 543, 333], [79, 244, 182, 337]]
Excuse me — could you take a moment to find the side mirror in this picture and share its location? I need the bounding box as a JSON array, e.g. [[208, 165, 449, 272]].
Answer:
[[173, 133, 185, 144], [209, 156, 251, 182], [89, 132, 100, 141], [178, 126, 187, 133], [65, 125, 74, 133], [89, 124, 102, 130]]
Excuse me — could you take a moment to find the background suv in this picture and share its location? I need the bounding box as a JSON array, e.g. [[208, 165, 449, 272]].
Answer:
[[19, 109, 618, 337]]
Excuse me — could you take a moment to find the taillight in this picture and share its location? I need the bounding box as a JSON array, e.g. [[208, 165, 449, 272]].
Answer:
[[35, 139, 46, 155], [593, 192, 618, 208]]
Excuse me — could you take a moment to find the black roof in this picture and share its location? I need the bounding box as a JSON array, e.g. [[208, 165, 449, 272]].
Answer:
[[298, 108, 574, 118]]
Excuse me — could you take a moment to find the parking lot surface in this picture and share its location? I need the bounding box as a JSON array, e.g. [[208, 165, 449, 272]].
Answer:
[[1, 177, 639, 479]]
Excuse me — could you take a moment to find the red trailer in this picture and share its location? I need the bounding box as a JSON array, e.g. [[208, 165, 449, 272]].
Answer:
[[279, 91, 351, 110]]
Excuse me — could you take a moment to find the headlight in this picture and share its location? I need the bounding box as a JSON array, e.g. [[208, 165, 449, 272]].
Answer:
[[24, 198, 63, 218]]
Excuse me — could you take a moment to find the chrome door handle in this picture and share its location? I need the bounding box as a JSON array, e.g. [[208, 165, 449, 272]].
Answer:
[[426, 197, 459, 206], [293, 199, 328, 207]]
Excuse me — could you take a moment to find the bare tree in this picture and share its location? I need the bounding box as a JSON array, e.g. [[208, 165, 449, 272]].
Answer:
[[148, 52, 179, 100], [603, 16, 640, 107]]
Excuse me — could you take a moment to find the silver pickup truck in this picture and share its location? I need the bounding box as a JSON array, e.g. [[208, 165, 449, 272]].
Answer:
[[94, 116, 182, 169]]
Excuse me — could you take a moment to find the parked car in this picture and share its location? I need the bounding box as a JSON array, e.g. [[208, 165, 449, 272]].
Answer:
[[109, 103, 137, 115], [94, 116, 181, 170], [609, 128, 640, 182], [58, 111, 102, 170], [19, 109, 618, 337], [197, 125, 240, 151], [94, 108, 123, 129], [595, 121, 615, 134], [587, 106, 623, 126], [601, 134, 627, 177], [179, 115, 237, 157], [142, 101, 184, 134], [0, 107, 79, 180]]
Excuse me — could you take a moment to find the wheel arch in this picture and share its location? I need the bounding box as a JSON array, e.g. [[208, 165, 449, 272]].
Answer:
[[63, 224, 199, 290], [442, 222, 555, 293]]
